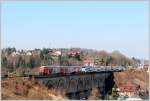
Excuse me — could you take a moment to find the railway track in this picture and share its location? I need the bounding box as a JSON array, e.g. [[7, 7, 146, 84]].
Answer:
[[1, 71, 105, 80]]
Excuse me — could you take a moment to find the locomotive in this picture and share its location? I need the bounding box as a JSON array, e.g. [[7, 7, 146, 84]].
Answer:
[[39, 66, 81, 76]]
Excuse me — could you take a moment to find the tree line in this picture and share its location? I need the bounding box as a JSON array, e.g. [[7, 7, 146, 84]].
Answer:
[[1, 47, 140, 73]]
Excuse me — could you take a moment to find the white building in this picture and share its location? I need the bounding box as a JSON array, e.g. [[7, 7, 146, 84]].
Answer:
[[26, 51, 32, 56], [11, 52, 19, 56], [51, 51, 61, 56], [83, 58, 95, 67], [126, 97, 142, 100]]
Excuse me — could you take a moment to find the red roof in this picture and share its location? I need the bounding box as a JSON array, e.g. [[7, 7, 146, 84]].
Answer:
[[83, 58, 94, 63], [68, 49, 80, 55], [119, 81, 138, 92]]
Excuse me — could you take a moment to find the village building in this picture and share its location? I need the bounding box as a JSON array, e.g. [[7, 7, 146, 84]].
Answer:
[[68, 48, 81, 56], [126, 96, 142, 100], [143, 60, 149, 71], [51, 50, 61, 56], [137, 60, 149, 71], [11, 51, 20, 56], [26, 51, 32, 56], [82, 58, 95, 67], [118, 81, 140, 97]]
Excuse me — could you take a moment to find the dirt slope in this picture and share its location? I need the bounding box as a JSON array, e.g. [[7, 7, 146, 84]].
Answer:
[[1, 77, 68, 100], [114, 69, 149, 90]]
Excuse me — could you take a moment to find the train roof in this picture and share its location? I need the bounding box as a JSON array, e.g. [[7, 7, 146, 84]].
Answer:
[[40, 65, 82, 68]]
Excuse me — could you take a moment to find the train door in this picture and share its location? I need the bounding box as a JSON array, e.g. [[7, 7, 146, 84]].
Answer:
[[43, 67, 49, 75], [60, 67, 65, 75], [48, 67, 53, 75]]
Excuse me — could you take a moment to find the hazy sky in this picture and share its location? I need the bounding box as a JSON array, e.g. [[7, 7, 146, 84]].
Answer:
[[1, 1, 149, 59]]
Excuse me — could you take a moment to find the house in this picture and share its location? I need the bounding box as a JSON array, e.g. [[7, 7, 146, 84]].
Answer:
[[51, 50, 61, 56], [147, 67, 149, 72], [137, 60, 149, 71], [137, 64, 143, 70], [68, 48, 80, 56], [126, 96, 142, 100], [118, 81, 140, 97], [83, 58, 95, 67], [26, 51, 32, 56], [11, 51, 19, 56], [143, 60, 149, 71]]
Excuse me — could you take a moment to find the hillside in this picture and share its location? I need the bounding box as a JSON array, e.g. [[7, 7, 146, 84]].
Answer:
[[1, 77, 68, 100], [2, 47, 136, 73], [114, 69, 149, 90]]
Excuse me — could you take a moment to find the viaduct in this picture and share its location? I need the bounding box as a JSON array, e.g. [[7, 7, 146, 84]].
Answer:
[[34, 68, 123, 99]]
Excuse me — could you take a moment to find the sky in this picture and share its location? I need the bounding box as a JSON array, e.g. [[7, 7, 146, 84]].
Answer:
[[1, 1, 149, 59]]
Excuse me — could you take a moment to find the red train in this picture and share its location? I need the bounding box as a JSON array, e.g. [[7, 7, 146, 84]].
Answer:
[[39, 66, 81, 76]]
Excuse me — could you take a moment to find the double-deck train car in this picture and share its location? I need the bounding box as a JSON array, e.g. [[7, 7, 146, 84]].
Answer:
[[39, 66, 82, 76], [39, 66, 53, 75]]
